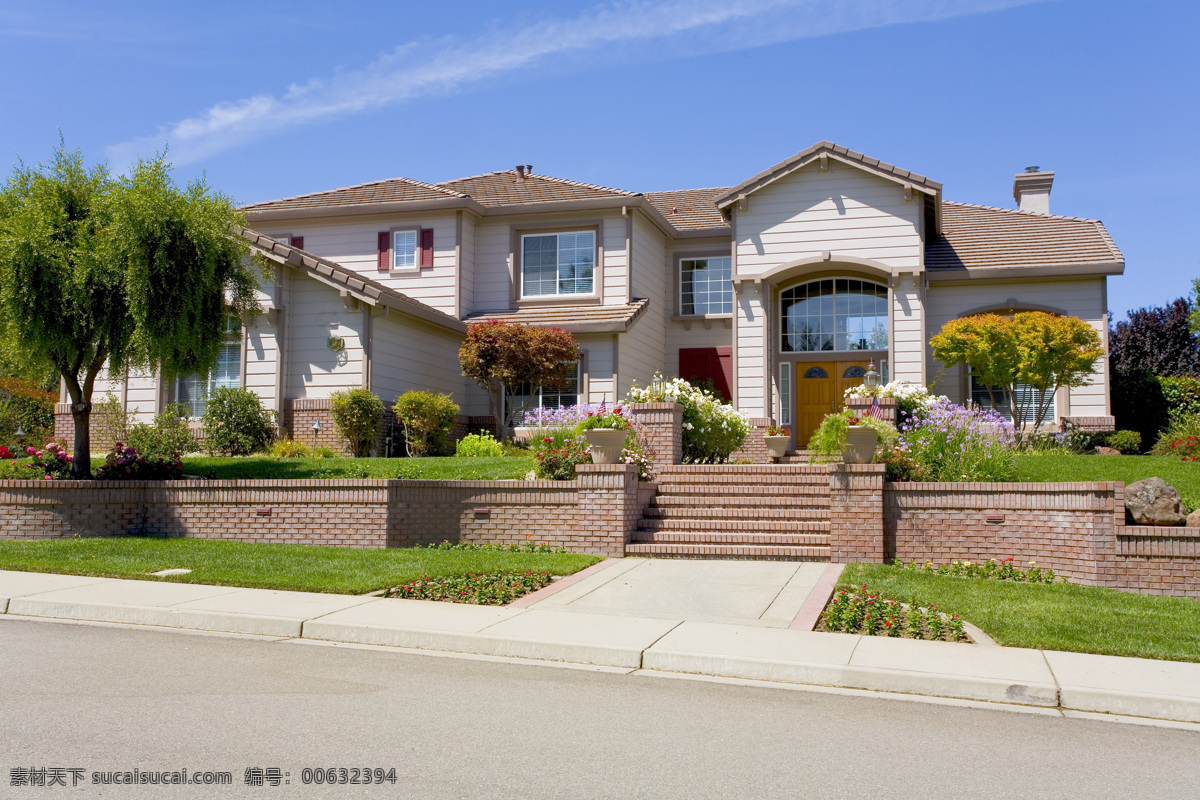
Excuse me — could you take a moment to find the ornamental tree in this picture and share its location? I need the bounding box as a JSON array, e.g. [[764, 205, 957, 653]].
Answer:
[[1110, 297, 1200, 377], [458, 320, 579, 442], [0, 143, 257, 477], [930, 311, 1103, 436]]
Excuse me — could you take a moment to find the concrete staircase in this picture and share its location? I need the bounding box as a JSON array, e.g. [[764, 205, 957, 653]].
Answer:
[[626, 464, 831, 560]]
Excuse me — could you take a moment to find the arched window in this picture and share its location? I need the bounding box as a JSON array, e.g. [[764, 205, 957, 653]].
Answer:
[[843, 366, 866, 378], [803, 366, 828, 379], [781, 278, 888, 353]]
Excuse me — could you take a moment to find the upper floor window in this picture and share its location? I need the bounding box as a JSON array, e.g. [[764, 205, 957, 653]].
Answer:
[[522, 231, 595, 297], [393, 230, 418, 270], [680, 257, 732, 315], [177, 314, 242, 418], [780, 278, 888, 352]]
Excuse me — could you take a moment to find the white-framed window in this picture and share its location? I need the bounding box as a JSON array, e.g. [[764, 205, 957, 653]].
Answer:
[[969, 374, 1054, 425], [393, 229, 418, 270], [780, 278, 889, 353], [778, 363, 792, 426], [521, 231, 595, 297], [680, 256, 732, 315], [177, 314, 242, 419], [504, 363, 580, 429]]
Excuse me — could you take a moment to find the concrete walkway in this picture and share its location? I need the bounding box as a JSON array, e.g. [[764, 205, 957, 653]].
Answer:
[[2, 564, 1199, 727]]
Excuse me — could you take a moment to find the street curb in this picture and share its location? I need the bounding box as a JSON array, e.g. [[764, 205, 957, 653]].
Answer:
[[7, 597, 304, 638]]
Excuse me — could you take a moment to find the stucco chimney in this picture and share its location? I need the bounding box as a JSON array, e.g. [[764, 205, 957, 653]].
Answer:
[[1013, 166, 1054, 215], [515, 165, 526, 180]]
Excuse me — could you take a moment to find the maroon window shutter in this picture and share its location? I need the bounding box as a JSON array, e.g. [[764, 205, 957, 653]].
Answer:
[[377, 232, 390, 272], [290, 236, 304, 251], [679, 347, 732, 402], [419, 228, 434, 269]]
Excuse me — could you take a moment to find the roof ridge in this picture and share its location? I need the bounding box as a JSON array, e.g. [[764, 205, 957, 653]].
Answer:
[[438, 170, 637, 196], [244, 176, 464, 208], [942, 200, 1103, 225], [646, 187, 732, 195]]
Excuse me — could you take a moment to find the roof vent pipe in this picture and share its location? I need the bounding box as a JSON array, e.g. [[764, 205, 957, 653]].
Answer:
[[515, 165, 526, 180], [1013, 167, 1054, 215]]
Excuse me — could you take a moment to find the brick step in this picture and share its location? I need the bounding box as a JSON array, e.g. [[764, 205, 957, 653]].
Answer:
[[655, 484, 830, 498], [630, 530, 829, 545], [781, 452, 814, 464], [638, 518, 829, 533], [624, 543, 831, 561], [655, 465, 827, 477], [653, 475, 829, 489], [642, 506, 830, 522], [651, 496, 829, 511]]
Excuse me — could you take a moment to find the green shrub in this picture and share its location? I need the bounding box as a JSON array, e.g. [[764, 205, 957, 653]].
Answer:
[[313, 445, 337, 459], [1159, 375, 1200, 423], [1151, 412, 1200, 458], [534, 434, 590, 480], [0, 378, 54, 451], [455, 431, 505, 458], [268, 438, 311, 458], [1104, 430, 1142, 453], [201, 387, 275, 456], [393, 391, 459, 457], [808, 410, 897, 464], [902, 400, 1017, 481], [91, 394, 132, 449], [96, 442, 183, 480], [127, 403, 198, 460], [330, 388, 385, 457]]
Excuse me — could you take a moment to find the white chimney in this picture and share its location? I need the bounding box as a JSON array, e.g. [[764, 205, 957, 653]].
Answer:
[[1013, 166, 1054, 215]]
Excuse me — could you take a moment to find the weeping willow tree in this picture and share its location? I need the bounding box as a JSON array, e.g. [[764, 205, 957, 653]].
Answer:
[[0, 142, 257, 477]]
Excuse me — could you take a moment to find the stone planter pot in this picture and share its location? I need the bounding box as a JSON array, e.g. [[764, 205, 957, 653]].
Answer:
[[843, 426, 878, 464], [584, 428, 628, 464], [764, 435, 790, 460]]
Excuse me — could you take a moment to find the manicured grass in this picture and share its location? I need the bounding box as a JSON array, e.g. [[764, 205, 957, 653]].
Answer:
[[840, 563, 1200, 662], [1014, 452, 1200, 504], [0, 537, 600, 594], [180, 455, 535, 481]]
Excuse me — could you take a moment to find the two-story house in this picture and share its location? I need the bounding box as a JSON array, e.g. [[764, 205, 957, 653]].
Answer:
[[75, 141, 1123, 451]]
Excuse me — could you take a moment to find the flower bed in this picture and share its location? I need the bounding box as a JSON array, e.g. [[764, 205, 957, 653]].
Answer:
[[818, 585, 968, 642], [383, 570, 553, 604], [897, 557, 1059, 584]]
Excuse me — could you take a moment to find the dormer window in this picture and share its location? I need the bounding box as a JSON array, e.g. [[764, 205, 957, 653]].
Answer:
[[521, 231, 595, 297]]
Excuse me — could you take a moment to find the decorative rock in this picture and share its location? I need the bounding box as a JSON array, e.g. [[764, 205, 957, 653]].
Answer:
[[1188, 509, 1200, 528], [1096, 446, 1121, 455], [1125, 477, 1186, 526]]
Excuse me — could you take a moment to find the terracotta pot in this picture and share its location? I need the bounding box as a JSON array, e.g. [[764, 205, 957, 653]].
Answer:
[[843, 426, 878, 464], [764, 435, 790, 460], [584, 428, 628, 464]]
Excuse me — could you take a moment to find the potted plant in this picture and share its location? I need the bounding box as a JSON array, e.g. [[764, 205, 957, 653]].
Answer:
[[576, 406, 633, 465], [843, 413, 879, 464], [763, 425, 790, 460]]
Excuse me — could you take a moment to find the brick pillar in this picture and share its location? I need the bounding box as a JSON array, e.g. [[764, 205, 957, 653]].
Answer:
[[575, 463, 640, 557], [730, 417, 774, 463], [627, 403, 683, 466], [53, 403, 75, 447], [828, 463, 886, 563], [845, 397, 897, 423]]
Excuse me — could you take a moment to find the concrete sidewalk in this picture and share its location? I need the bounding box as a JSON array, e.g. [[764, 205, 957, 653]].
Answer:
[[3, 565, 1199, 726]]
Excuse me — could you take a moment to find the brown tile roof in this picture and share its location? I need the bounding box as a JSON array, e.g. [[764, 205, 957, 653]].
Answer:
[[240, 228, 466, 334], [436, 171, 636, 206], [243, 177, 464, 212], [926, 202, 1123, 271], [715, 141, 942, 209], [463, 299, 649, 333], [645, 188, 731, 232]]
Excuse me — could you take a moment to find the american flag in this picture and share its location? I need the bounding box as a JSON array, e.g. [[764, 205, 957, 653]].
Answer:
[[864, 395, 886, 420]]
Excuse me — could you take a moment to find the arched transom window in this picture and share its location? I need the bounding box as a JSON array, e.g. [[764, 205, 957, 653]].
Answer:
[[780, 278, 888, 353]]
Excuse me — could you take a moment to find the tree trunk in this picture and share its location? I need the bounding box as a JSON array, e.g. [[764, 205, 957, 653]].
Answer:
[[70, 402, 92, 479], [488, 383, 508, 444]]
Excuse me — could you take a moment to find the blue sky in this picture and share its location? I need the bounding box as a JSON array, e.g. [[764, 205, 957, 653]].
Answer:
[[2, 0, 1196, 321]]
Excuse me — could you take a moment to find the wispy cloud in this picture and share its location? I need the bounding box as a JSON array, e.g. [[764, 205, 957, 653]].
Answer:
[[107, 0, 1048, 168]]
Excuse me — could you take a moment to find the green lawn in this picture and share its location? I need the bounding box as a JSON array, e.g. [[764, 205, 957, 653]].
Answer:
[[179, 455, 535, 481], [0, 537, 600, 594], [1013, 452, 1200, 504], [840, 563, 1200, 662]]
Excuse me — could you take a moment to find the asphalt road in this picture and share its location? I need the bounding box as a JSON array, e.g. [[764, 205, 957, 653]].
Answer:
[[1, 616, 1197, 799]]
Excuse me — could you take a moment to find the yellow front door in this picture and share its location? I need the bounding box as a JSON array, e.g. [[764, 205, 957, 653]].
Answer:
[[795, 360, 871, 446]]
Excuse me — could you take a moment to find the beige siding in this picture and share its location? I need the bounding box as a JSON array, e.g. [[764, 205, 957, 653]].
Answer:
[[735, 162, 922, 274], [370, 313, 467, 407], [891, 277, 925, 384], [472, 221, 514, 314], [619, 213, 669, 396], [459, 213, 476, 317], [285, 276, 366, 398], [924, 278, 1109, 417], [245, 319, 280, 410], [602, 216, 628, 306], [275, 216, 459, 316], [735, 283, 768, 416], [580, 336, 615, 404]]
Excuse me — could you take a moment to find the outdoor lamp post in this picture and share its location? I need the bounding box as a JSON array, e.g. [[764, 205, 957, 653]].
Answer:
[[865, 361, 880, 392], [311, 420, 321, 454]]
